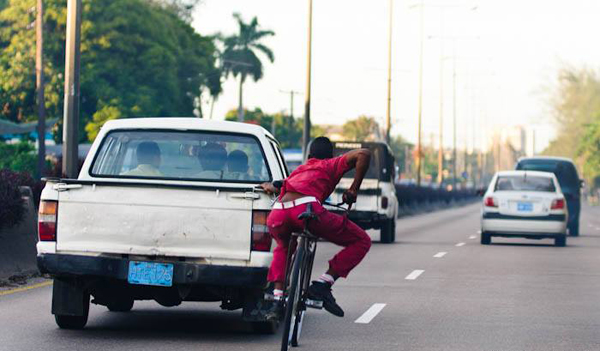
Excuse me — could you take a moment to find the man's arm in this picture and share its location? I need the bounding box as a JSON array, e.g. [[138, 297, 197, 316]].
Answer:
[[342, 148, 372, 205]]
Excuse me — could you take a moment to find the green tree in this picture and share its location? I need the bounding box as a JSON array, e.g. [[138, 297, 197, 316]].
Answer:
[[84, 105, 122, 142], [342, 115, 381, 141], [222, 14, 274, 122], [0, 141, 36, 174], [0, 0, 221, 142]]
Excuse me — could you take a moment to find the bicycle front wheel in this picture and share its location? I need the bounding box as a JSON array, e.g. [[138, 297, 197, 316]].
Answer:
[[281, 244, 305, 351]]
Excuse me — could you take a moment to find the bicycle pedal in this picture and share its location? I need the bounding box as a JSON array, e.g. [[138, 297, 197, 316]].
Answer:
[[305, 299, 323, 309]]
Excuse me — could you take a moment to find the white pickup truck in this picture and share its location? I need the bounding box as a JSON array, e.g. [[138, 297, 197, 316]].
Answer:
[[37, 118, 289, 332]]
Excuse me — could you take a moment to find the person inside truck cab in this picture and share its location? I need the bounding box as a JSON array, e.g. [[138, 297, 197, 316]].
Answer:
[[121, 141, 163, 177], [196, 142, 227, 180], [260, 136, 372, 318], [224, 150, 255, 181]]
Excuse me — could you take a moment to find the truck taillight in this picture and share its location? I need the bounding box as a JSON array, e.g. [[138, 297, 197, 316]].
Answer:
[[38, 200, 58, 241], [484, 196, 497, 208], [551, 198, 565, 210], [251, 210, 272, 252], [381, 196, 388, 209]]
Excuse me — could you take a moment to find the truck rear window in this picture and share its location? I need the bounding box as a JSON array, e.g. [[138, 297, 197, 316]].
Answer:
[[90, 130, 271, 183], [494, 175, 556, 192]]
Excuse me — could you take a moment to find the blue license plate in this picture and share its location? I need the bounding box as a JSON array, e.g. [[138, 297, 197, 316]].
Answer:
[[517, 202, 533, 212], [128, 261, 173, 287]]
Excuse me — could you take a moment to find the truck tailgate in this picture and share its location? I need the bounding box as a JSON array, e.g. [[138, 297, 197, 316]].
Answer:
[[56, 184, 254, 260]]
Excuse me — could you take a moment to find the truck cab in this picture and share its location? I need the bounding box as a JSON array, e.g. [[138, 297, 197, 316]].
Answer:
[[327, 141, 398, 243], [37, 118, 288, 332]]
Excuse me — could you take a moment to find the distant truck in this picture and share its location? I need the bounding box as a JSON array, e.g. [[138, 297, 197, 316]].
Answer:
[[326, 141, 398, 243], [37, 118, 288, 333]]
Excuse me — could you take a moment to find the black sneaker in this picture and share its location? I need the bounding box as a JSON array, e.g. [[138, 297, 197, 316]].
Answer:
[[307, 281, 344, 317]]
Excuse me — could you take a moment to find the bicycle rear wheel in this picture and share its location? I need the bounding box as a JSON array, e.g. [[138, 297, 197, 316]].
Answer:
[[281, 244, 305, 351]]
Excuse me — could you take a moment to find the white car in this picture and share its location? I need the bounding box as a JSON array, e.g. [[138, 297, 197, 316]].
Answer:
[[481, 170, 568, 247], [37, 118, 287, 332]]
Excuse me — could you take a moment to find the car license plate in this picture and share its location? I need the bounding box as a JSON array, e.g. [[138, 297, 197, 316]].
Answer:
[[128, 261, 173, 287], [517, 202, 533, 212]]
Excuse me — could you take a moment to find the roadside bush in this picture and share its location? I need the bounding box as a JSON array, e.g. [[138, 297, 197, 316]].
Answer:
[[0, 141, 37, 175], [0, 169, 27, 230]]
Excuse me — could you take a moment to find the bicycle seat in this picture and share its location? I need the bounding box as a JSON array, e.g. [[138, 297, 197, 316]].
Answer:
[[298, 203, 319, 222]]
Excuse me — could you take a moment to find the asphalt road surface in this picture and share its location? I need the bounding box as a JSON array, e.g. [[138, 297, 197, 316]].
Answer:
[[2, 203, 600, 351]]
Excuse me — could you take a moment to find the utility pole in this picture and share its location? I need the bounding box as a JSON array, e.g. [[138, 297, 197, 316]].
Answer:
[[416, 0, 424, 186], [385, 0, 393, 144], [35, 0, 46, 178], [62, 0, 82, 178], [302, 0, 313, 160], [452, 53, 457, 190], [437, 10, 445, 185]]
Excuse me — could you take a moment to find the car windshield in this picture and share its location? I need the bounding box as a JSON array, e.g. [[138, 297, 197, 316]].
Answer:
[[90, 130, 271, 183], [494, 175, 556, 192], [517, 161, 579, 194]]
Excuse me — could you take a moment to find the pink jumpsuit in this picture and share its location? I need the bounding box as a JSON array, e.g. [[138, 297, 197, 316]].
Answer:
[[266, 155, 372, 283]]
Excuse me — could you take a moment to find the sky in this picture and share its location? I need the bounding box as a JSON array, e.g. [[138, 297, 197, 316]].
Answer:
[[192, 0, 600, 153]]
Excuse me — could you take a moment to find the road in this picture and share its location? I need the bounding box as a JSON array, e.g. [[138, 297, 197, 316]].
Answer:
[[2, 203, 600, 351]]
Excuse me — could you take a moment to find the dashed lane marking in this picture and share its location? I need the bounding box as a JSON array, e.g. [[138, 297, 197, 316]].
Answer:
[[405, 270, 425, 280], [355, 303, 387, 324], [469, 235, 477, 239], [433, 252, 447, 258], [0, 281, 53, 297], [456, 242, 466, 247]]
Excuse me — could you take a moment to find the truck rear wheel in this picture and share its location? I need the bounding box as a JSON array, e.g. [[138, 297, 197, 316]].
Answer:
[[380, 219, 396, 244], [107, 298, 134, 312], [52, 278, 90, 329]]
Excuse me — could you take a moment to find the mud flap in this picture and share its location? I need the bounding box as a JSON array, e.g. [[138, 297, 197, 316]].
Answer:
[[52, 278, 89, 316]]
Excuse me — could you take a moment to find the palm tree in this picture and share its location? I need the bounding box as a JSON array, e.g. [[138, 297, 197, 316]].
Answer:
[[222, 13, 275, 122]]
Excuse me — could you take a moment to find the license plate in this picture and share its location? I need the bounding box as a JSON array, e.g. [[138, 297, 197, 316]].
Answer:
[[128, 261, 174, 287], [517, 202, 533, 212]]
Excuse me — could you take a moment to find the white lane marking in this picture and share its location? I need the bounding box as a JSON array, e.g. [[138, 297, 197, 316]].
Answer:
[[433, 252, 447, 258], [355, 303, 387, 324], [456, 242, 466, 247], [405, 270, 425, 280], [469, 235, 477, 239]]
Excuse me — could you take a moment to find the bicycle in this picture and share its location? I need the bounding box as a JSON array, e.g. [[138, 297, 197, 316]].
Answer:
[[278, 200, 349, 351]]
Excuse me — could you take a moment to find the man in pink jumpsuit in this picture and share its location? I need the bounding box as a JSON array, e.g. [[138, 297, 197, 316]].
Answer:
[[260, 137, 372, 317]]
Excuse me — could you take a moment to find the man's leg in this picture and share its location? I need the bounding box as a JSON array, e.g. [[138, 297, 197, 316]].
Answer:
[[306, 207, 372, 317]]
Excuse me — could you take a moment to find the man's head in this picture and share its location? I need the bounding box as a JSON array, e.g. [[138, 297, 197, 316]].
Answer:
[[136, 141, 161, 168], [227, 150, 249, 173], [198, 142, 227, 171], [308, 136, 334, 160]]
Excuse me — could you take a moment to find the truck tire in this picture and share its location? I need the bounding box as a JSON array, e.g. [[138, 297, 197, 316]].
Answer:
[[568, 221, 579, 237], [107, 298, 134, 312], [55, 314, 89, 330], [52, 278, 90, 329], [380, 219, 396, 244], [481, 232, 491, 245], [251, 320, 279, 334], [555, 235, 567, 247]]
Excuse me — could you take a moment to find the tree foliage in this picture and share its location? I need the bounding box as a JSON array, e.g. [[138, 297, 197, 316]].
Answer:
[[544, 67, 600, 185], [224, 107, 302, 149], [0, 0, 221, 142], [222, 13, 274, 121], [341, 115, 381, 141]]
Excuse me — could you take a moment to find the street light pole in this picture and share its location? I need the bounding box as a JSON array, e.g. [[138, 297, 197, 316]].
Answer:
[[452, 52, 457, 190], [302, 0, 313, 160], [385, 0, 393, 144], [62, 0, 82, 178], [35, 0, 46, 178], [416, 0, 424, 186]]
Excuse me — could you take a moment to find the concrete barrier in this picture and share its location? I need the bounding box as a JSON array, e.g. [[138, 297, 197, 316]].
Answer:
[[0, 187, 39, 280]]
